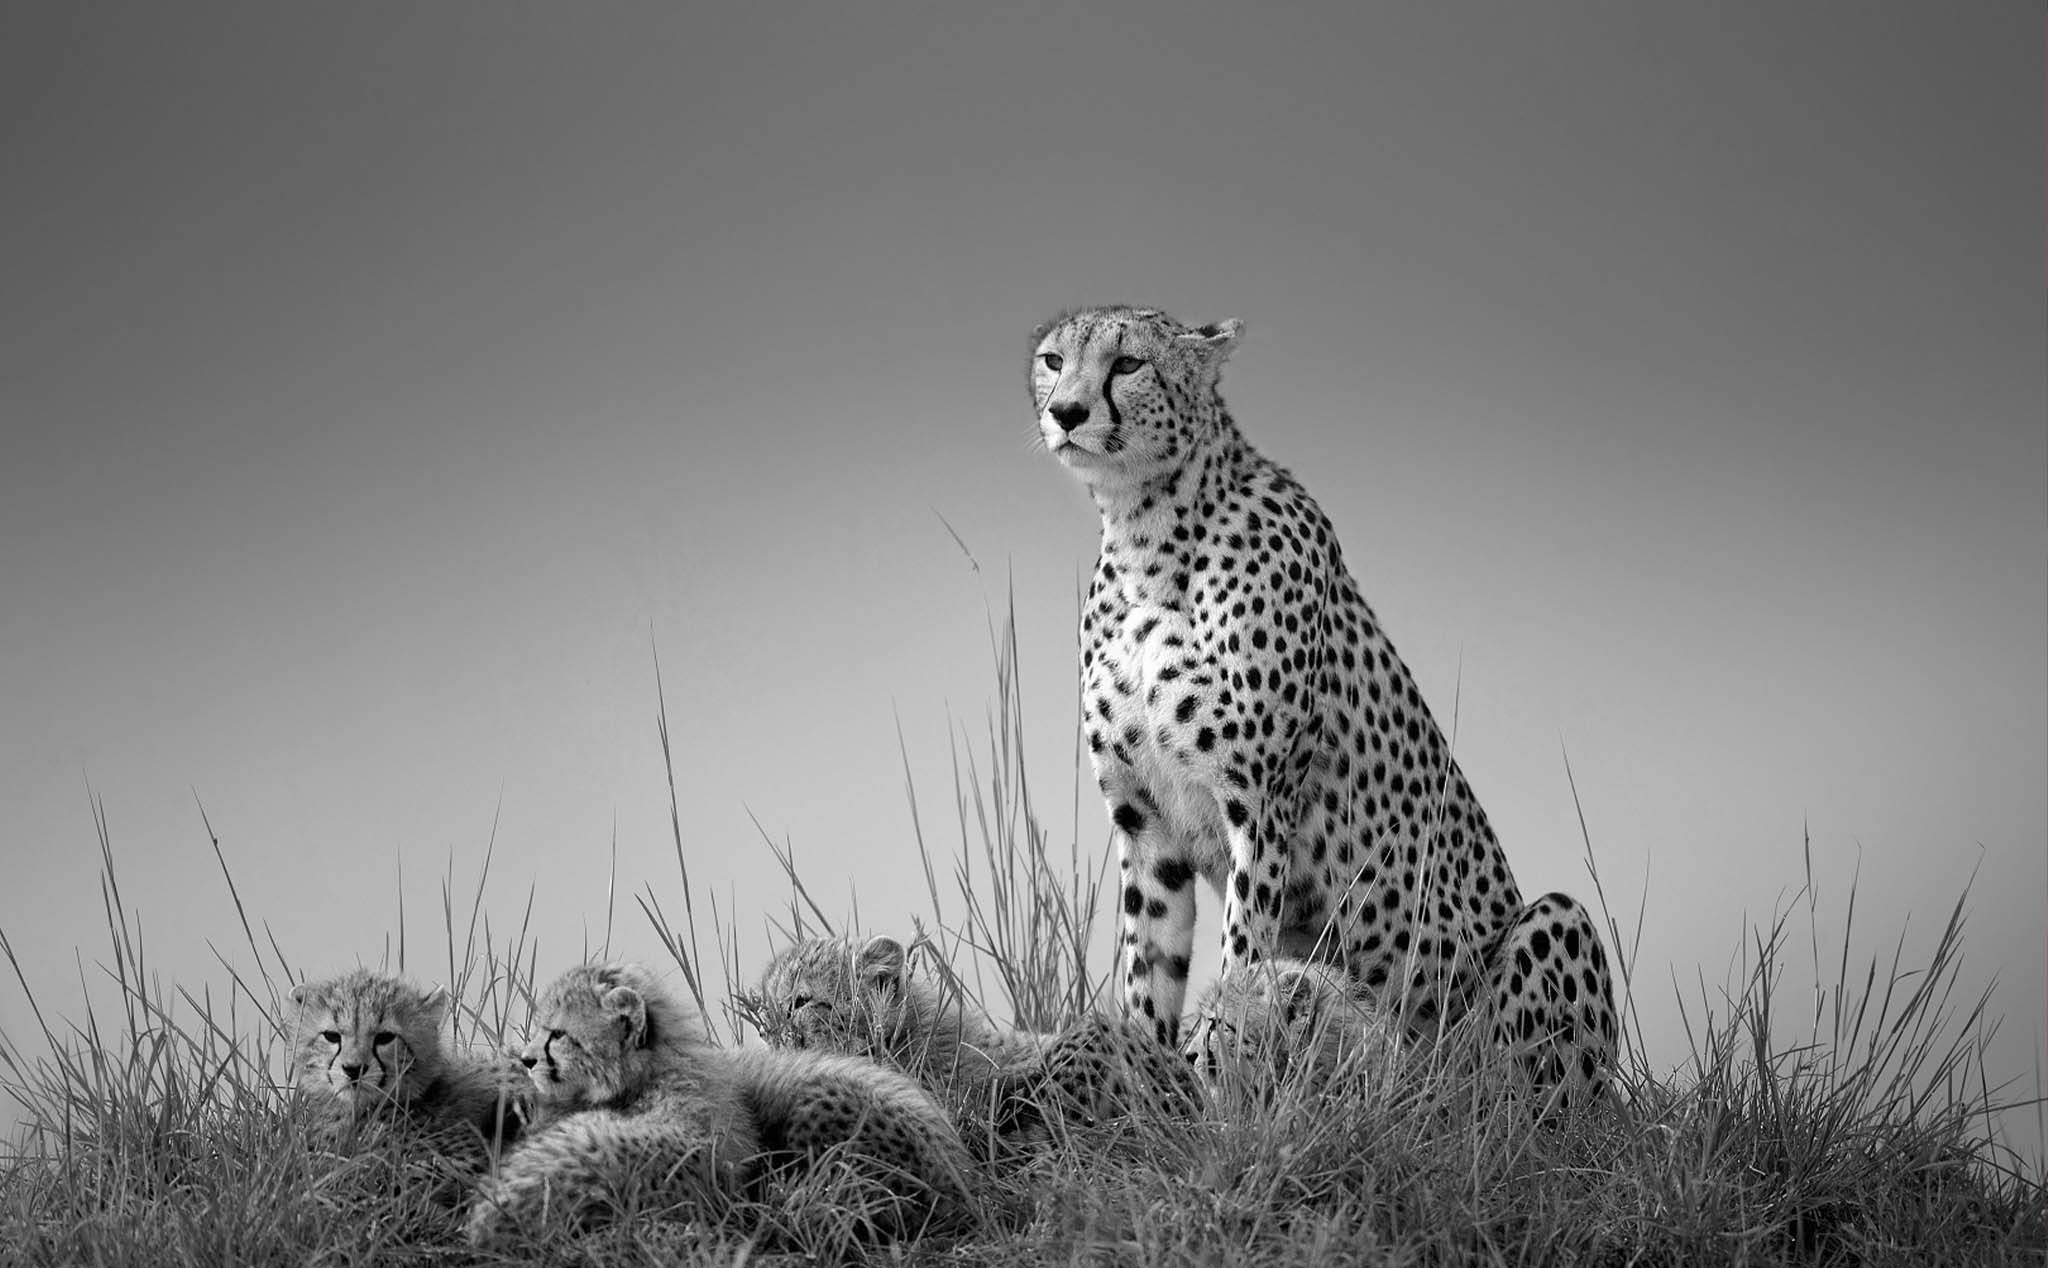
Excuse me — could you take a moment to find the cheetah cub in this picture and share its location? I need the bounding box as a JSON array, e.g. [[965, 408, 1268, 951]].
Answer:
[[467, 960, 974, 1246], [287, 968, 529, 1167], [755, 934, 1203, 1142], [1030, 305, 1619, 1110], [1190, 957, 1404, 1096]]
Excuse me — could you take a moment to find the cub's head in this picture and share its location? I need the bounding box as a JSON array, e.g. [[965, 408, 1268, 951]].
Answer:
[[1189, 957, 1380, 1089], [750, 935, 914, 1058], [519, 961, 710, 1110], [289, 969, 450, 1108], [1028, 306, 1242, 491]]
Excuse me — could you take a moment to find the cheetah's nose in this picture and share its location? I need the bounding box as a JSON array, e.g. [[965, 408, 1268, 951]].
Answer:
[[519, 1054, 538, 1070], [339, 1062, 365, 1082], [1050, 402, 1090, 432]]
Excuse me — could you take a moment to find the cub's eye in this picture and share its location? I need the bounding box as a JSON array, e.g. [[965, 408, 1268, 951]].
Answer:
[[320, 1030, 342, 1045], [1039, 352, 1063, 372], [1111, 355, 1144, 375], [372, 1031, 396, 1046], [547, 1029, 566, 1043]]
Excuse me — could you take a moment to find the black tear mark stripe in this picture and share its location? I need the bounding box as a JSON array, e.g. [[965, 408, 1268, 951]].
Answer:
[[1102, 331, 1128, 431]]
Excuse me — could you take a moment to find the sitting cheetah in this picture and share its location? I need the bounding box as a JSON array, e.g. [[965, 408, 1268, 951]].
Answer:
[[1028, 305, 1619, 1107], [467, 960, 974, 1246], [1191, 956, 1404, 1095], [287, 968, 530, 1169], [754, 935, 1204, 1141]]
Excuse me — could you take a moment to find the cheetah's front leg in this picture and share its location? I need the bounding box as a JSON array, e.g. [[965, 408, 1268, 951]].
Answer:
[[1214, 795, 1292, 992], [1109, 795, 1198, 1047]]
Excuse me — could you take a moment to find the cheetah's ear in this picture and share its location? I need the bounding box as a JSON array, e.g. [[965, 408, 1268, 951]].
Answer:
[[855, 936, 907, 993], [1180, 317, 1243, 364], [601, 986, 650, 1048], [288, 983, 322, 1011]]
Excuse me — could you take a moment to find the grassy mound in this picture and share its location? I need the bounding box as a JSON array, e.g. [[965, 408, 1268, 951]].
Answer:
[[3, 613, 2039, 1266]]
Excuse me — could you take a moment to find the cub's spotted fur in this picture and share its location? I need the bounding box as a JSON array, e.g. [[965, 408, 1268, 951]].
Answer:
[[1030, 305, 1618, 1110], [468, 961, 973, 1246]]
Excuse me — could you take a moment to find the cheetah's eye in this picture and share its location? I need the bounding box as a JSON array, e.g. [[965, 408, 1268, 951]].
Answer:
[[1111, 355, 1143, 375], [372, 1031, 396, 1046], [320, 1030, 341, 1045], [547, 1029, 566, 1043], [1039, 352, 1063, 372]]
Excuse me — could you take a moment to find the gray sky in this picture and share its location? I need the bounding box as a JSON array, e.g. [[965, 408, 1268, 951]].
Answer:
[[2, 3, 2041, 1162]]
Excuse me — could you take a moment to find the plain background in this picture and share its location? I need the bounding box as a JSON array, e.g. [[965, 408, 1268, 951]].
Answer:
[[2, 3, 2041, 1165]]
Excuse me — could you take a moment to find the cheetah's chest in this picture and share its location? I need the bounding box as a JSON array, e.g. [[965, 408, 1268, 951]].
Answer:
[[1087, 600, 1232, 875]]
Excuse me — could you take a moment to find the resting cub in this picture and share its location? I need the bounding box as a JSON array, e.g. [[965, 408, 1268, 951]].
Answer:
[[755, 935, 1203, 1140], [468, 960, 974, 1246]]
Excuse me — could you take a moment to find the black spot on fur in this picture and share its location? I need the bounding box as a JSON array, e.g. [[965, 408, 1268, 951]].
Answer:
[[1154, 858, 1194, 892]]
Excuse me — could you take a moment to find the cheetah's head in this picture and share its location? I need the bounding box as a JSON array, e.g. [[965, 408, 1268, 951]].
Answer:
[[751, 935, 911, 1058], [518, 960, 710, 1111], [288, 969, 450, 1109], [1189, 957, 1384, 1091], [1029, 306, 1242, 491]]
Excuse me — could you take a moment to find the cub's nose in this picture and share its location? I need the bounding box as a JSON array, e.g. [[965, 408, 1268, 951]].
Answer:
[[339, 1062, 366, 1082], [1050, 402, 1090, 432]]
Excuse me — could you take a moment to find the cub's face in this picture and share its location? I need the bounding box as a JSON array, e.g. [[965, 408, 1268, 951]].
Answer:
[[1189, 958, 1362, 1086], [520, 986, 626, 1108], [518, 964, 670, 1109], [289, 972, 448, 1107], [1029, 307, 1241, 491], [752, 936, 907, 1057]]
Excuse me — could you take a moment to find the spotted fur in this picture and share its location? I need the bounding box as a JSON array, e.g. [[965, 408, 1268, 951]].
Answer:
[[1029, 305, 1618, 1108]]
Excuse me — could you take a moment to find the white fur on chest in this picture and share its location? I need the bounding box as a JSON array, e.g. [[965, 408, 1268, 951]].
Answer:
[[1091, 600, 1232, 880]]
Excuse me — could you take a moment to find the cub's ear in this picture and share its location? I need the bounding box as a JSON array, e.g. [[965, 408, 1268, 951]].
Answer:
[[601, 986, 650, 1048], [1180, 317, 1244, 363], [1272, 965, 1324, 1028], [855, 936, 907, 992], [288, 983, 322, 1010], [419, 985, 452, 1026]]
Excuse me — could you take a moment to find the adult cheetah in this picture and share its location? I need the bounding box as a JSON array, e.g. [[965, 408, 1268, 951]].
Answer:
[[1028, 305, 1618, 1107]]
